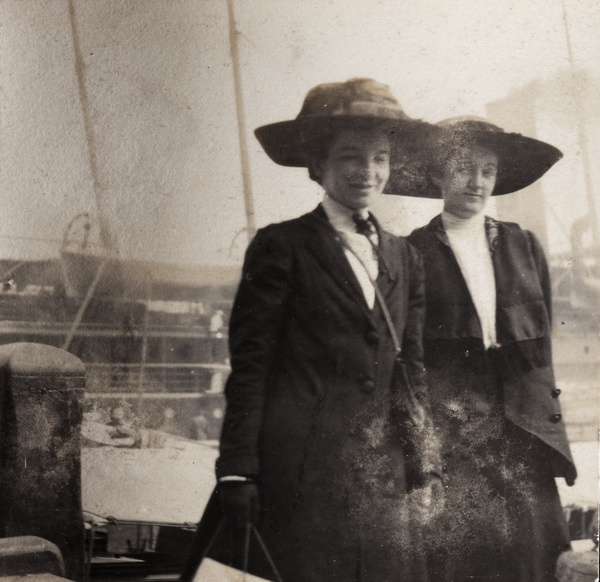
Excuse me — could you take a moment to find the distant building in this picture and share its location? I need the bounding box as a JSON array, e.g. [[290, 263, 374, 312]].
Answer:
[[488, 77, 599, 443], [486, 69, 599, 257]]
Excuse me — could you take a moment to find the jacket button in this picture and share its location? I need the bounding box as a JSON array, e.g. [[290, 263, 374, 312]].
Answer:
[[550, 413, 562, 423], [365, 331, 379, 345], [361, 380, 375, 394], [551, 388, 561, 398]]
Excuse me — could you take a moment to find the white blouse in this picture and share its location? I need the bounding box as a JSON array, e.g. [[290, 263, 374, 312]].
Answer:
[[442, 211, 498, 349], [323, 195, 378, 309]]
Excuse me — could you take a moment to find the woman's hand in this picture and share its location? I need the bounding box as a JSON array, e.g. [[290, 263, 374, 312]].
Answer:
[[219, 481, 260, 529], [411, 475, 445, 524]]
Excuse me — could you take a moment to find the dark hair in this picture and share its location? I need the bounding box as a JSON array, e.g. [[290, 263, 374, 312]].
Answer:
[[302, 122, 396, 185], [428, 138, 501, 181], [302, 130, 336, 185], [428, 143, 464, 181]]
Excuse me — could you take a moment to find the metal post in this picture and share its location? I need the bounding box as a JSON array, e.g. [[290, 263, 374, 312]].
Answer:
[[0, 343, 86, 581]]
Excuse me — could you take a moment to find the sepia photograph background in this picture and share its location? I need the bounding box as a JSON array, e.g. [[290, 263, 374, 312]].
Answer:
[[0, 0, 597, 580]]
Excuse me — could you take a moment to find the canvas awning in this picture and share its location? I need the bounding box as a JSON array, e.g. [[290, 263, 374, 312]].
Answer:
[[82, 437, 218, 525]]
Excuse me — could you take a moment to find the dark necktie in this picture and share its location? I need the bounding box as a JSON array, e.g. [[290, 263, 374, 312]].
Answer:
[[352, 213, 393, 281], [353, 213, 377, 239]]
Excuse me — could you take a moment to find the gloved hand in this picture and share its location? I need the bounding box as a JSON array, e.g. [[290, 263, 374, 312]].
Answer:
[[218, 481, 260, 529], [411, 474, 445, 525]]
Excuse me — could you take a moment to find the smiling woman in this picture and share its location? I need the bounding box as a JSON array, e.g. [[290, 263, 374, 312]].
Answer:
[[407, 118, 576, 582], [432, 145, 498, 219], [206, 78, 443, 582], [310, 130, 391, 211]]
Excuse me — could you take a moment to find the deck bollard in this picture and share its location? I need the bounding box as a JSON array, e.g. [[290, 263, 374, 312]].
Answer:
[[0, 343, 85, 581]]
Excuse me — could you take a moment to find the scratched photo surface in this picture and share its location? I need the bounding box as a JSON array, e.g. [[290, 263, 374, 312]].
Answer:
[[0, 1, 597, 581]]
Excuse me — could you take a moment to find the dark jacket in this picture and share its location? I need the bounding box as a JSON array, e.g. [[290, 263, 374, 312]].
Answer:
[[216, 205, 439, 582], [408, 214, 576, 482]]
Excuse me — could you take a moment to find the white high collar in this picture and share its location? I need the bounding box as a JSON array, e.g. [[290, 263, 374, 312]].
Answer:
[[441, 210, 486, 233], [441, 210, 497, 348], [322, 194, 369, 232]]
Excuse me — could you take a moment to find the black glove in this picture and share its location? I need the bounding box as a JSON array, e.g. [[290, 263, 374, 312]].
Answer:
[[218, 481, 260, 529]]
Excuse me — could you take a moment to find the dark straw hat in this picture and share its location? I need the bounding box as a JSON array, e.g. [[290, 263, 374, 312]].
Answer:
[[254, 78, 433, 191], [388, 116, 563, 198]]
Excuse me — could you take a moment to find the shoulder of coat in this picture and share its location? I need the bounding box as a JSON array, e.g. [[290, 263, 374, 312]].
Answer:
[[487, 216, 524, 233], [407, 214, 442, 246], [253, 207, 332, 249]]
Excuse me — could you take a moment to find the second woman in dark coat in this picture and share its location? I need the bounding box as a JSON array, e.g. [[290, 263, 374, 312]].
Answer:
[[406, 118, 576, 582]]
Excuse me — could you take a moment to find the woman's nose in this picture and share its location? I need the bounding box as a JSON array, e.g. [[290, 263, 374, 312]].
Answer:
[[469, 169, 485, 188], [352, 161, 374, 177]]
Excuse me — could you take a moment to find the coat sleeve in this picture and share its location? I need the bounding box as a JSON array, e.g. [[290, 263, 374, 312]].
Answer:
[[401, 242, 426, 389], [401, 242, 442, 481], [216, 226, 294, 479]]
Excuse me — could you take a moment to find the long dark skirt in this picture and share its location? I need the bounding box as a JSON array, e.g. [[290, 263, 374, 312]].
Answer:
[[424, 360, 571, 582], [210, 410, 430, 582]]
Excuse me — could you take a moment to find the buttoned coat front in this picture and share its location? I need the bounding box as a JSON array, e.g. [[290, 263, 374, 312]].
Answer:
[[215, 205, 437, 582], [408, 215, 576, 582], [408, 215, 575, 479]]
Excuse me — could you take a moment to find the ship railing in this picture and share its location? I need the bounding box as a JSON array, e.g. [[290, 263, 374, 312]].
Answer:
[[84, 362, 229, 397]]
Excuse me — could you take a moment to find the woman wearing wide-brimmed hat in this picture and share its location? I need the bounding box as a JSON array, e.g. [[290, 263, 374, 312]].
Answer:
[[406, 118, 577, 582], [209, 79, 443, 582]]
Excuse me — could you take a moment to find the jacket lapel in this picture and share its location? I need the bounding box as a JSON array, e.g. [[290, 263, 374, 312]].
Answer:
[[428, 212, 495, 340], [430, 214, 450, 247], [370, 212, 395, 285], [299, 205, 374, 318], [484, 215, 500, 253], [432, 213, 500, 254]]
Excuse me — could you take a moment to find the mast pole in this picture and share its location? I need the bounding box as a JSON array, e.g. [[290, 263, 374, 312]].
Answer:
[[227, 0, 257, 245], [63, 0, 113, 351], [67, 0, 114, 253], [561, 0, 599, 246]]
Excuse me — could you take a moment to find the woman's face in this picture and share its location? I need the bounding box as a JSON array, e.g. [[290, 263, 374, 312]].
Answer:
[[315, 129, 390, 211], [434, 145, 498, 219]]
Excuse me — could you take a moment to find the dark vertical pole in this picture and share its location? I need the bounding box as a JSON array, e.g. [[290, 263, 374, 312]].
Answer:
[[227, 0, 257, 245], [0, 343, 86, 581], [137, 274, 152, 421]]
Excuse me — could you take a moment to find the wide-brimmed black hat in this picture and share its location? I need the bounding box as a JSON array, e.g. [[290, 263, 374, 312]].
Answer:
[[254, 78, 434, 193], [388, 116, 563, 198]]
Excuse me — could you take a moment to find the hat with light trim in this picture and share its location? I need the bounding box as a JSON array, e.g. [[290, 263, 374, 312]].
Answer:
[[254, 78, 436, 194]]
